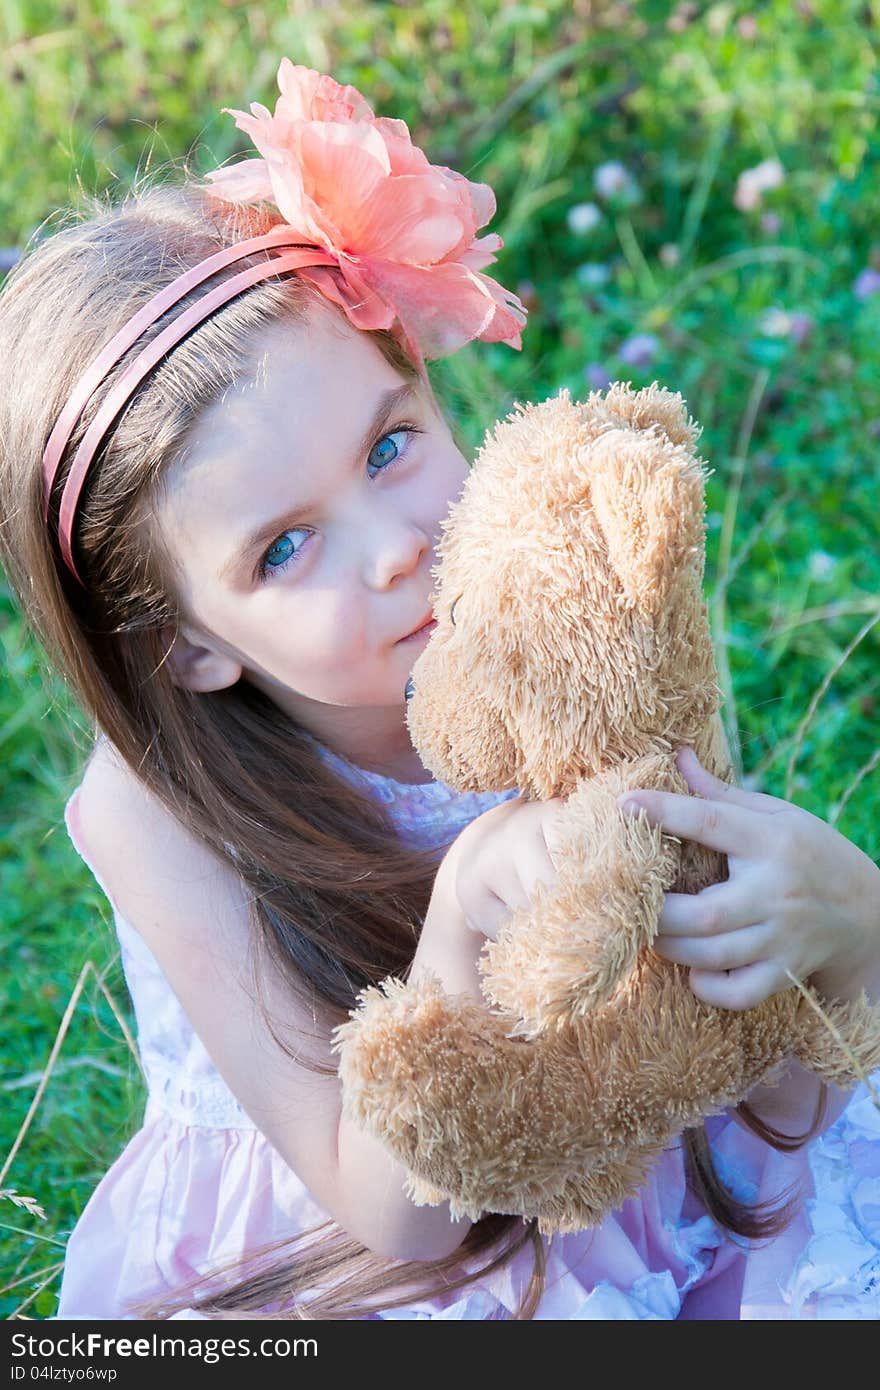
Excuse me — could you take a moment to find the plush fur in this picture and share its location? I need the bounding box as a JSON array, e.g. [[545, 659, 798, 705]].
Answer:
[[332, 383, 880, 1236]]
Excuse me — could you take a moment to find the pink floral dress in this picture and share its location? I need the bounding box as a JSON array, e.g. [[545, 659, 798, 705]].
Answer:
[[56, 744, 880, 1319]]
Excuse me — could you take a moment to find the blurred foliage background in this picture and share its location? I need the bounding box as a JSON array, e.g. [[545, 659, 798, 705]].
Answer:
[[1, 0, 879, 1316]]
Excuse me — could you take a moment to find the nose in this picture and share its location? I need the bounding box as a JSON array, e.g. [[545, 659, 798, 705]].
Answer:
[[367, 519, 429, 590]]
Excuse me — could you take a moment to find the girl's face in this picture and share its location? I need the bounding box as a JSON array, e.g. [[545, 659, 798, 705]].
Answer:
[[153, 306, 469, 779]]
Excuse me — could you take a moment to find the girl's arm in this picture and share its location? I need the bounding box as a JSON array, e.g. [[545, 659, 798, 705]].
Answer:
[[73, 740, 490, 1264], [619, 745, 880, 1138], [335, 860, 487, 1255]]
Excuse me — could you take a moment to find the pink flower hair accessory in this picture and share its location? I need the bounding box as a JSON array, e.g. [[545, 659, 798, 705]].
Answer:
[[41, 63, 526, 589], [202, 60, 528, 368]]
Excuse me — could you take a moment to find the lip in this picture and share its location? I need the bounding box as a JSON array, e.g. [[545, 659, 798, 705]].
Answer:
[[398, 611, 437, 642]]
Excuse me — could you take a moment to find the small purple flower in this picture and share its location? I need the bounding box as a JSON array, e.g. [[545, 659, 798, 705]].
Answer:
[[757, 307, 812, 344], [853, 267, 880, 300], [594, 161, 631, 199], [576, 262, 611, 289], [788, 312, 813, 345], [566, 202, 602, 235], [584, 362, 612, 392], [617, 333, 659, 369], [760, 212, 781, 235], [759, 307, 790, 337], [667, 3, 700, 33], [516, 279, 539, 312], [593, 161, 641, 206], [807, 551, 837, 582], [734, 158, 784, 212]]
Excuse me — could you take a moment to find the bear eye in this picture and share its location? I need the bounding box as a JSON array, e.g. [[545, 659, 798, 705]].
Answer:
[[450, 595, 462, 626]]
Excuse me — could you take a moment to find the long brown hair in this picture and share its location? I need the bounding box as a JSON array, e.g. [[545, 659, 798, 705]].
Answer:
[[0, 175, 821, 1320]]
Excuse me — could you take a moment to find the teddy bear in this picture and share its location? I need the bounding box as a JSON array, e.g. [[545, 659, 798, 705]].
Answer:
[[331, 382, 880, 1236]]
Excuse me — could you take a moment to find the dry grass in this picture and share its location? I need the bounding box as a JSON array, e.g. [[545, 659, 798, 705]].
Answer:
[[785, 970, 880, 1113], [0, 961, 142, 1318]]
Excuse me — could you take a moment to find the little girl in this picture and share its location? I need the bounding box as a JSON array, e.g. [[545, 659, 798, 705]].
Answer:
[[1, 61, 879, 1321]]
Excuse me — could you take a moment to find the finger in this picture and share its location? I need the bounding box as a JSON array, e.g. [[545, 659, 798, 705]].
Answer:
[[656, 882, 758, 938], [521, 838, 561, 900], [674, 746, 786, 815], [464, 889, 514, 941], [617, 788, 764, 859], [653, 923, 770, 972], [687, 959, 789, 1011], [538, 799, 569, 874], [481, 843, 558, 938]]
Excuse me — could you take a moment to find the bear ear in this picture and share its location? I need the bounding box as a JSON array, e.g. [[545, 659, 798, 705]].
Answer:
[[588, 414, 711, 612], [589, 380, 703, 452]]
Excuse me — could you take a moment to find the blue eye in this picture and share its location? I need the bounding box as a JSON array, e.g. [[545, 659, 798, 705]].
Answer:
[[367, 428, 409, 476], [264, 530, 308, 571], [256, 421, 423, 583]]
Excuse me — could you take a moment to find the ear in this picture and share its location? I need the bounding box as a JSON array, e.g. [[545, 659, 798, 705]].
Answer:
[[159, 623, 242, 693], [589, 426, 709, 611]]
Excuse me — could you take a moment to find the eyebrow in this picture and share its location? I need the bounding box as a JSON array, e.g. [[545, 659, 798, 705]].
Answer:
[[219, 380, 420, 582]]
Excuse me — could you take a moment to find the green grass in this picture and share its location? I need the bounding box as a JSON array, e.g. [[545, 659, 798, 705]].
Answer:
[[2, 0, 880, 1317]]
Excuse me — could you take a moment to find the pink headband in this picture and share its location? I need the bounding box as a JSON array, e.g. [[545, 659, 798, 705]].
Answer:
[[41, 61, 527, 589], [42, 231, 340, 586]]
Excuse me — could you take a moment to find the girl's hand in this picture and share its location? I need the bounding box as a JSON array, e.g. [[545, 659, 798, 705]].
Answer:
[[439, 794, 567, 941], [618, 746, 880, 1011]]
